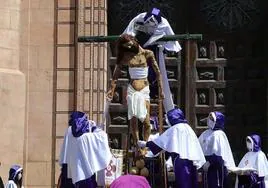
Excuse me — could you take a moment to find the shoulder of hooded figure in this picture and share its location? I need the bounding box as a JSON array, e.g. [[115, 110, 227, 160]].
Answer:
[[200, 129, 214, 137], [5, 181, 16, 188], [213, 130, 227, 139], [257, 151, 268, 160], [131, 12, 147, 22], [213, 129, 226, 136], [158, 16, 172, 29]]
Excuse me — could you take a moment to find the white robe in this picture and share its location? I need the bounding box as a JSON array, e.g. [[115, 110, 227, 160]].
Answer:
[[235, 150, 268, 187], [5, 181, 23, 188], [152, 123, 206, 169], [146, 133, 175, 171], [198, 129, 236, 170], [59, 127, 112, 184]]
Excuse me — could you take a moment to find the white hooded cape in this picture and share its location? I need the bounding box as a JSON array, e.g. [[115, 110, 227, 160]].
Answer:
[[198, 129, 236, 170], [59, 127, 112, 184], [152, 123, 206, 169], [235, 151, 268, 187], [238, 151, 268, 177]]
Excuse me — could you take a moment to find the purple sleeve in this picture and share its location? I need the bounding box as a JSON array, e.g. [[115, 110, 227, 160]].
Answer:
[[146, 141, 163, 155]]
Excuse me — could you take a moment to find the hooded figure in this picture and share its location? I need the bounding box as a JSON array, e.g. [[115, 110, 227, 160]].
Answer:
[[110, 175, 151, 188], [198, 112, 236, 188], [123, 7, 181, 52], [5, 165, 23, 188], [137, 108, 206, 188], [235, 134, 268, 188], [123, 8, 181, 110], [59, 111, 112, 188]]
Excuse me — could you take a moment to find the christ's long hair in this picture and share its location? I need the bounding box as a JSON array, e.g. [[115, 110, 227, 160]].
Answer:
[[116, 34, 139, 65]]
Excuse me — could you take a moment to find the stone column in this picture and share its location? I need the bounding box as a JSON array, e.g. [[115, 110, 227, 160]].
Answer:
[[20, 0, 54, 187], [0, 0, 26, 182]]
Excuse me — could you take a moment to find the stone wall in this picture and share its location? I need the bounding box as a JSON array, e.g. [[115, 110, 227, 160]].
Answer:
[[0, 0, 25, 184], [20, 0, 54, 187]]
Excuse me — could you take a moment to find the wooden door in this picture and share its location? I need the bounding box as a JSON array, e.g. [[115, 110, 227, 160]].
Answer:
[[186, 0, 268, 158]]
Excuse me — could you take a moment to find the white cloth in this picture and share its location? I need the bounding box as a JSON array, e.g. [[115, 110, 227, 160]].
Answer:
[[101, 100, 111, 131], [235, 151, 268, 188], [152, 123, 206, 169], [158, 46, 174, 112], [238, 151, 268, 177], [5, 181, 23, 188], [145, 133, 174, 170], [123, 12, 181, 52], [166, 156, 173, 171], [145, 133, 160, 158], [128, 67, 148, 79], [127, 85, 150, 122], [59, 127, 112, 184], [198, 129, 236, 170]]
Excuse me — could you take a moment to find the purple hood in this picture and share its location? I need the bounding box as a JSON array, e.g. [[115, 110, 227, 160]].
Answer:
[[247, 134, 261, 152], [211, 111, 225, 130], [8, 165, 22, 182], [69, 111, 89, 137], [166, 108, 188, 126]]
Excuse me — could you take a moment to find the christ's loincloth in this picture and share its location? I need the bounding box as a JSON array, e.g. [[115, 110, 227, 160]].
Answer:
[[127, 84, 150, 122]]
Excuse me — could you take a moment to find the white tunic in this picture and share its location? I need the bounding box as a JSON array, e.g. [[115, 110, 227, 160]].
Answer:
[[238, 151, 268, 177], [5, 181, 24, 188], [235, 151, 268, 187], [59, 127, 112, 184], [152, 123, 206, 169], [198, 129, 236, 170]]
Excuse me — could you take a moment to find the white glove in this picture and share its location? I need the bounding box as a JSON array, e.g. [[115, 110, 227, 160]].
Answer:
[[203, 161, 210, 172], [230, 167, 257, 175], [137, 140, 147, 148]]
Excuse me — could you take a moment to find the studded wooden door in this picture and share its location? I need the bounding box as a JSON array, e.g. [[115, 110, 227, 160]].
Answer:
[[184, 40, 226, 135], [186, 0, 268, 160]]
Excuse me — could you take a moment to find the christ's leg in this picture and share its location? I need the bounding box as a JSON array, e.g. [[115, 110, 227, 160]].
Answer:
[[143, 101, 151, 141], [130, 117, 139, 146]]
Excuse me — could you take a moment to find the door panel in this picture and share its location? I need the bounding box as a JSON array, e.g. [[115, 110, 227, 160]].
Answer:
[[187, 0, 268, 157]]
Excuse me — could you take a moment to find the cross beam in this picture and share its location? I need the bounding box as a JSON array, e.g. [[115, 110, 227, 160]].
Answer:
[[77, 33, 202, 43]]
